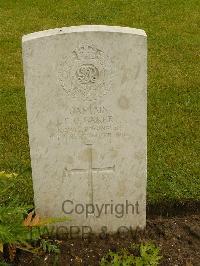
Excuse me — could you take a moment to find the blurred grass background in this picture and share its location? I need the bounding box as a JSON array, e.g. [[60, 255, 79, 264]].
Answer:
[[0, 0, 199, 204]]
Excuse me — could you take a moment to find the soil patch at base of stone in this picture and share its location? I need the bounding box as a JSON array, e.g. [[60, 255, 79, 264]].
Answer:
[[14, 213, 200, 266]]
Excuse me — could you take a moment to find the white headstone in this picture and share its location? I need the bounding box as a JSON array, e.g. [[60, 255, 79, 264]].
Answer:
[[22, 25, 147, 234]]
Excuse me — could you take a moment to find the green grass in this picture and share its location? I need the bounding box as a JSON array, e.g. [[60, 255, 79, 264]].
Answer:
[[0, 0, 199, 204]]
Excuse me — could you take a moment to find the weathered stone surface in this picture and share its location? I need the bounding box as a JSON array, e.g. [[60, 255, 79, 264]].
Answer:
[[22, 25, 147, 233]]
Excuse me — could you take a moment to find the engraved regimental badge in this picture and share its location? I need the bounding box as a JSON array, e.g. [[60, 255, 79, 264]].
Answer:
[[58, 44, 112, 100]]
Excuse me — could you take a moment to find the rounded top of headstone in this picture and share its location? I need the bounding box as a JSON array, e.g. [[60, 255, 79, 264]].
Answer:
[[22, 25, 146, 42]]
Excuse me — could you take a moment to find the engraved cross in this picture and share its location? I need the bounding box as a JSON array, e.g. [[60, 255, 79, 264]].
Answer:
[[64, 144, 115, 204]]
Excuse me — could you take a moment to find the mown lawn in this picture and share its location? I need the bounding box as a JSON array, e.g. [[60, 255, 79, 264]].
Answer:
[[0, 0, 199, 204]]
